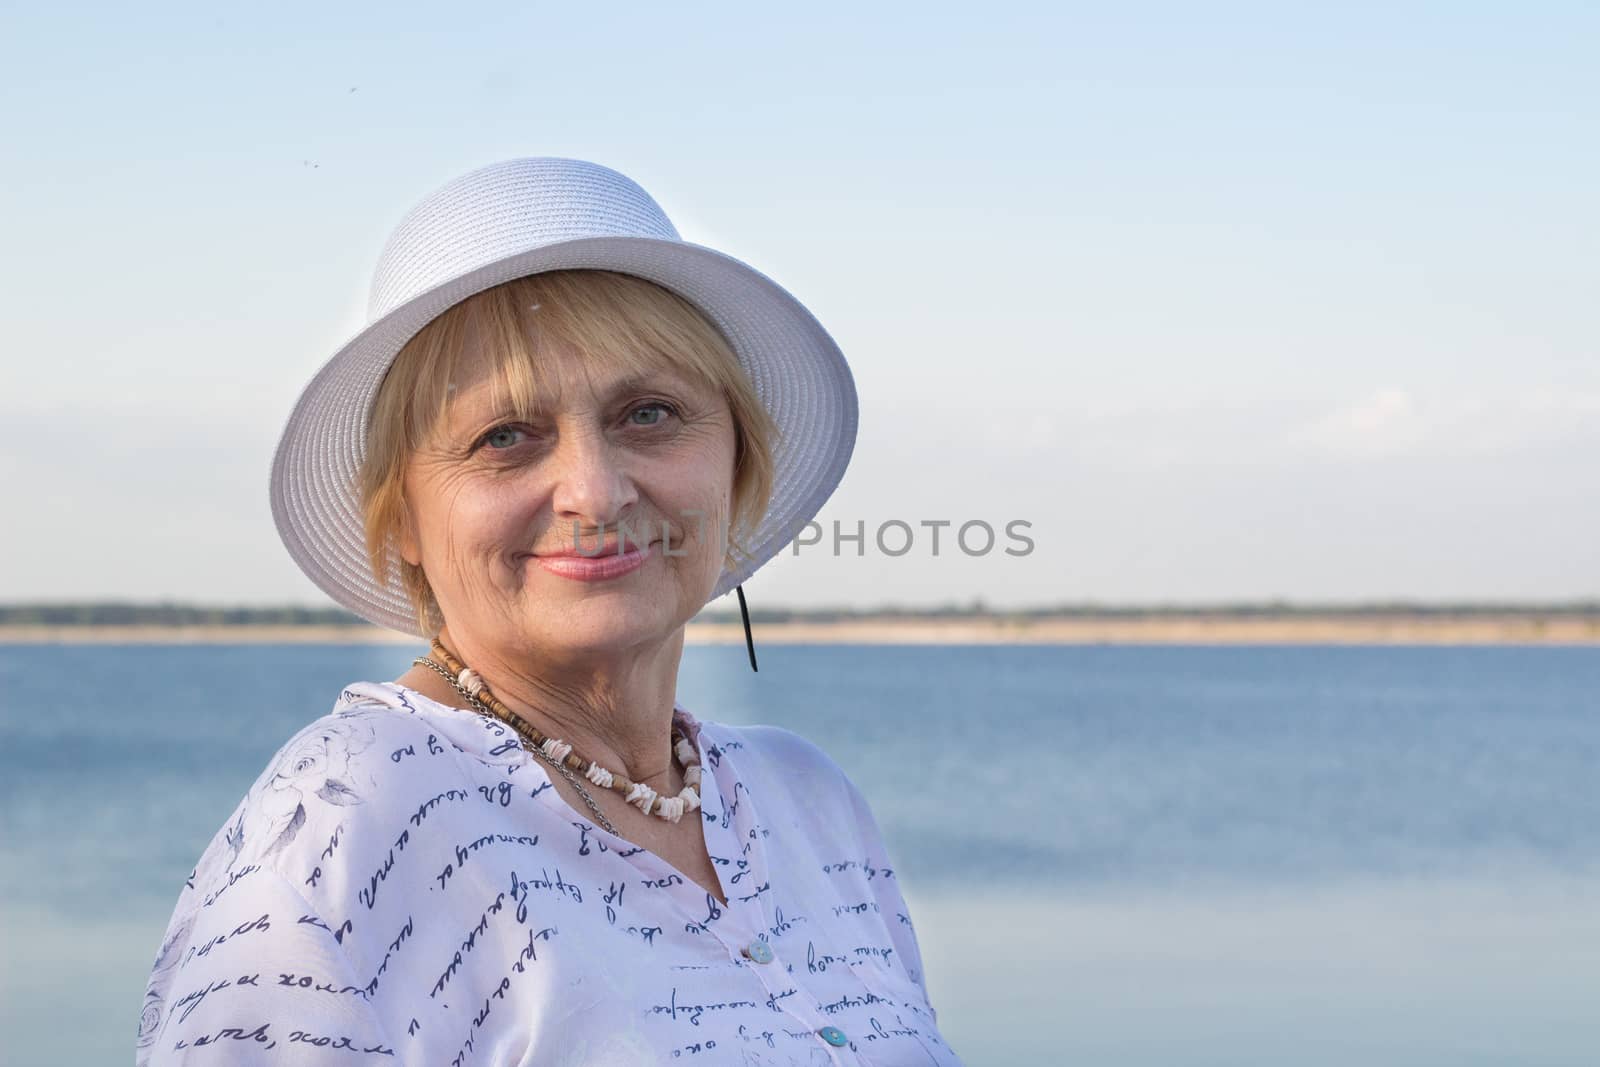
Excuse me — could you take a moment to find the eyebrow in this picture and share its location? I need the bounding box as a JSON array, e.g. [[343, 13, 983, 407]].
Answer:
[[454, 370, 696, 426], [598, 370, 694, 398]]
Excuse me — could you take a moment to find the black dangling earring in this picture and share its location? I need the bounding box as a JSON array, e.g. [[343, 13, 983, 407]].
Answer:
[[735, 583, 758, 672]]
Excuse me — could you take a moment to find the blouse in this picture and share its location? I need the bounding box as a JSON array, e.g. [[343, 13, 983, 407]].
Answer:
[[136, 680, 964, 1066]]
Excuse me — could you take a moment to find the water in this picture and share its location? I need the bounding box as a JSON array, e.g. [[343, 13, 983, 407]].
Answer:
[[2, 643, 1597, 1065]]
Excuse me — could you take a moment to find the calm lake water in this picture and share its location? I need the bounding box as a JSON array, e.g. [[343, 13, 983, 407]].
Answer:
[[2, 643, 1597, 1065]]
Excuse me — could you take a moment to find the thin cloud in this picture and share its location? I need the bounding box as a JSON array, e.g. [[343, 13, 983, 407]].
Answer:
[[1287, 386, 1600, 459]]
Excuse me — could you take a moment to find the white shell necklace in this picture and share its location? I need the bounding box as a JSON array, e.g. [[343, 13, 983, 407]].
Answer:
[[413, 639, 703, 836]]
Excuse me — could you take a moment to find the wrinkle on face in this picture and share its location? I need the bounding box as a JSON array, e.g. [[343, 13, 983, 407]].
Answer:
[[397, 329, 739, 663]]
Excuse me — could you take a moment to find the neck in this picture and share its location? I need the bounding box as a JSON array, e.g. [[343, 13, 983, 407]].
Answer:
[[433, 623, 687, 797]]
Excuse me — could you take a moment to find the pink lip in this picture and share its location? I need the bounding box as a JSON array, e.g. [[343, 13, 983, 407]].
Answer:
[[532, 540, 656, 582]]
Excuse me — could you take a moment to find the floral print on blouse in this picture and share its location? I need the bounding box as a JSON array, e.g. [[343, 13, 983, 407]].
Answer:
[[137, 681, 963, 1066]]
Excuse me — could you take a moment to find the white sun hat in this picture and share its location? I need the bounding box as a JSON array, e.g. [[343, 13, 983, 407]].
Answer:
[[269, 156, 858, 637]]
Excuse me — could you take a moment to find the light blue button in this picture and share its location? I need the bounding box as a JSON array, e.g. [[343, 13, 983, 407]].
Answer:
[[743, 939, 774, 964], [818, 1026, 848, 1047]]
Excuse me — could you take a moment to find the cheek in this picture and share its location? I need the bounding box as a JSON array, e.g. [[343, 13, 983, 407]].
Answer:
[[416, 477, 530, 563], [682, 484, 734, 564], [645, 480, 722, 565]]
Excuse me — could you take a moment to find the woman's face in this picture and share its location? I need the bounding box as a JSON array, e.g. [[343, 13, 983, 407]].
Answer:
[[396, 335, 738, 662]]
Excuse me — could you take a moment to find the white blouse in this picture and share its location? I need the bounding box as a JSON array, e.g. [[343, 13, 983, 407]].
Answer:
[[137, 681, 964, 1066]]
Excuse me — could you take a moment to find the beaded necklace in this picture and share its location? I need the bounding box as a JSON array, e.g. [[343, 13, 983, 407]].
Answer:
[[412, 639, 703, 834]]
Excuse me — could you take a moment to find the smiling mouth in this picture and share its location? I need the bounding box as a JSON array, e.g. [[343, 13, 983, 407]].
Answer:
[[530, 537, 660, 559]]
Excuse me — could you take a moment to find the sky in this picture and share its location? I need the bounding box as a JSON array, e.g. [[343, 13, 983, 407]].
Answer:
[[2, 1, 1596, 612]]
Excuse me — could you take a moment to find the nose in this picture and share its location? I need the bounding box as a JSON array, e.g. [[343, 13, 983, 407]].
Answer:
[[547, 423, 641, 546]]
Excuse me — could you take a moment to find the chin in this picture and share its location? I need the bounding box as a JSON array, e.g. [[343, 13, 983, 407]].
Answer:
[[534, 598, 677, 643]]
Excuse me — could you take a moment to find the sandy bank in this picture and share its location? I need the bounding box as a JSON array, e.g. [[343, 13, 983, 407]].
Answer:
[[2, 615, 1597, 645]]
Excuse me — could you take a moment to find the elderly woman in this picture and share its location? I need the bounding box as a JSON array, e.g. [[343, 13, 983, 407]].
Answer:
[[138, 157, 963, 1066]]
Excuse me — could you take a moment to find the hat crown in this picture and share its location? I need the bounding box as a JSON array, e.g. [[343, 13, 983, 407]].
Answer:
[[366, 157, 682, 321]]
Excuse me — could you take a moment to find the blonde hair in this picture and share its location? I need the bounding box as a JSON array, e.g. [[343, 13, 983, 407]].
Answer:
[[360, 269, 779, 635]]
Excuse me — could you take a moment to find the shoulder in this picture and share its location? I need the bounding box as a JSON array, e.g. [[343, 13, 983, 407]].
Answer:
[[699, 720, 851, 790], [185, 684, 461, 900], [695, 719, 886, 836]]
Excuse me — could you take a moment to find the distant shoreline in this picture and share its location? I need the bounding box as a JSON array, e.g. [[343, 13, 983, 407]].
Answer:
[[4, 615, 1597, 645]]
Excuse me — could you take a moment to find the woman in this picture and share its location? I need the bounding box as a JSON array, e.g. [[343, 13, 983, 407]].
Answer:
[[138, 157, 963, 1066]]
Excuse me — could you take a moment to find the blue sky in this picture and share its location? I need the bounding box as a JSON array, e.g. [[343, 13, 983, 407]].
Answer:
[[2, 2, 1596, 609]]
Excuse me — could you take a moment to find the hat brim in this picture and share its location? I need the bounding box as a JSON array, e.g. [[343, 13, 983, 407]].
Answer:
[[269, 234, 858, 635]]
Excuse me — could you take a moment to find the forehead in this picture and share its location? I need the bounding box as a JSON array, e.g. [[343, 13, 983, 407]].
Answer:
[[445, 339, 704, 416]]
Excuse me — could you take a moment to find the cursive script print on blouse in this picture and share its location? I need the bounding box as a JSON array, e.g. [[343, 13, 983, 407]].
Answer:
[[137, 681, 964, 1066]]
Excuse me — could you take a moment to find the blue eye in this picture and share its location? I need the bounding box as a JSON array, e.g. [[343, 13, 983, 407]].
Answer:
[[630, 402, 676, 427], [481, 425, 527, 450]]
